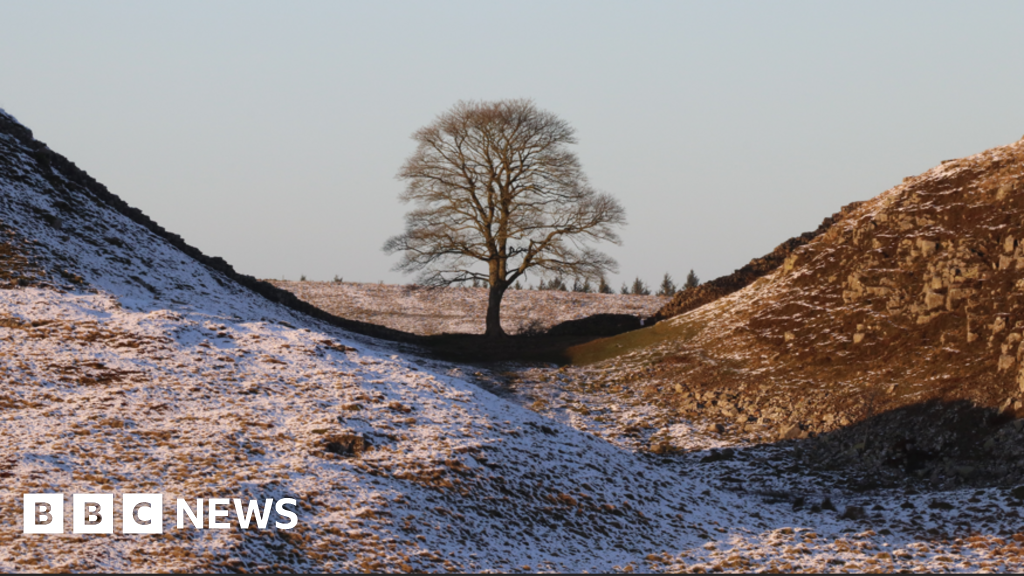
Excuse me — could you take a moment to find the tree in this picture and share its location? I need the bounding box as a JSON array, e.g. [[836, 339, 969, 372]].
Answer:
[[383, 99, 627, 336], [631, 277, 650, 295], [685, 269, 700, 290], [598, 277, 613, 294], [657, 273, 676, 296], [544, 276, 568, 291]]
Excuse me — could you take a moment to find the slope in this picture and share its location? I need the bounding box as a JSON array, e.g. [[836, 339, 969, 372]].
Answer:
[[3, 108, 1024, 572], [564, 133, 1024, 490]]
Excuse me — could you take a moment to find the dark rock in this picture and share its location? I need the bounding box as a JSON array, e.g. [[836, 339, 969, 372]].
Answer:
[[320, 431, 370, 458], [840, 505, 866, 520]]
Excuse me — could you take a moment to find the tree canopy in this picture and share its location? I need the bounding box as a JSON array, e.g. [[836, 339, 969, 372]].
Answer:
[[383, 99, 626, 336]]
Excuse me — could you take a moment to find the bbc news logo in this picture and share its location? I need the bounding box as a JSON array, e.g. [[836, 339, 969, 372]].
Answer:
[[23, 494, 298, 534]]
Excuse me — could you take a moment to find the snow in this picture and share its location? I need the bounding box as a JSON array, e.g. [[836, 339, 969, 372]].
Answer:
[[269, 280, 668, 336], [2, 112, 1023, 572]]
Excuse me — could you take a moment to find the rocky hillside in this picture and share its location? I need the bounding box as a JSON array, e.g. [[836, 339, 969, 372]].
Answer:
[[652, 201, 862, 322], [563, 133, 1024, 491]]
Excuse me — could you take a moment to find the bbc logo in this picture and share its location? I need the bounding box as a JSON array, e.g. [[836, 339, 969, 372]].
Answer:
[[24, 494, 163, 534], [23, 493, 298, 534]]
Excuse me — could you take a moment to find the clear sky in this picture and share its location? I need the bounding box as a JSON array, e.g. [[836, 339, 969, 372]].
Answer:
[[2, 1, 1023, 288]]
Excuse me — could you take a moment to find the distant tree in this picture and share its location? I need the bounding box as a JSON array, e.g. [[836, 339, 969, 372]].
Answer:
[[631, 277, 650, 296], [472, 278, 481, 288], [514, 281, 522, 290], [300, 274, 307, 281], [597, 277, 612, 294], [620, 283, 630, 295], [333, 275, 344, 283], [657, 273, 676, 296], [570, 277, 593, 293], [684, 269, 700, 290], [383, 99, 626, 337]]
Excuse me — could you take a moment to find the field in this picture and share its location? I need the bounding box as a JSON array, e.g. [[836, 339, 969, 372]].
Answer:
[[268, 280, 668, 336]]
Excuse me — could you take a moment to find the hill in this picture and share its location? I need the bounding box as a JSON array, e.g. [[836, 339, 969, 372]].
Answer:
[[3, 108, 1024, 572], [562, 133, 1024, 490]]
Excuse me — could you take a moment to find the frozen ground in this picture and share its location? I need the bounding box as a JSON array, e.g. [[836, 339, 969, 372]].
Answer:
[[2, 108, 1024, 572], [268, 280, 668, 336], [3, 283, 1024, 572]]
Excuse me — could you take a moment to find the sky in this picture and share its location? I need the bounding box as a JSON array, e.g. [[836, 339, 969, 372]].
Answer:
[[2, 1, 1023, 288]]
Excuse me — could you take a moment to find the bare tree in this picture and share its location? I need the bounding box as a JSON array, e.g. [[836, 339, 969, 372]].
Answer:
[[384, 99, 626, 337]]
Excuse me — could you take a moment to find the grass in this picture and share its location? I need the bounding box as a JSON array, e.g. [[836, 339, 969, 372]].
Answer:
[[563, 315, 707, 365]]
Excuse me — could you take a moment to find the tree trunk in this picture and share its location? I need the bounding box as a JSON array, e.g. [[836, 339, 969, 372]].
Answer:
[[485, 283, 506, 338]]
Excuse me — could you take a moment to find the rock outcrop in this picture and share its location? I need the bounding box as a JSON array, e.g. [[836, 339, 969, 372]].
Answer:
[[636, 134, 1024, 488]]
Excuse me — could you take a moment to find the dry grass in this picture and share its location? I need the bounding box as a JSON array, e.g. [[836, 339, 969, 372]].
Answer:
[[268, 280, 668, 336]]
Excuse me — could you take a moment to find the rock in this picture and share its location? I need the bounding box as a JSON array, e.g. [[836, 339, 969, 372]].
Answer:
[[999, 355, 1016, 372], [916, 238, 937, 257], [924, 292, 945, 310], [1004, 333, 1023, 354], [947, 288, 965, 310], [321, 430, 369, 458], [992, 316, 1007, 336], [853, 332, 865, 344], [997, 182, 1015, 201], [784, 331, 795, 342], [784, 255, 798, 273], [700, 448, 736, 462], [778, 424, 801, 441], [840, 505, 866, 520]]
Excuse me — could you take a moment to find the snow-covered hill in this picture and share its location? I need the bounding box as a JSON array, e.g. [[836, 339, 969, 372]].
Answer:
[[2, 108, 1023, 572]]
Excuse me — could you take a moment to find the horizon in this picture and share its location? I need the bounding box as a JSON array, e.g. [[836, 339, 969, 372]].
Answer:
[[2, 1, 1023, 287]]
